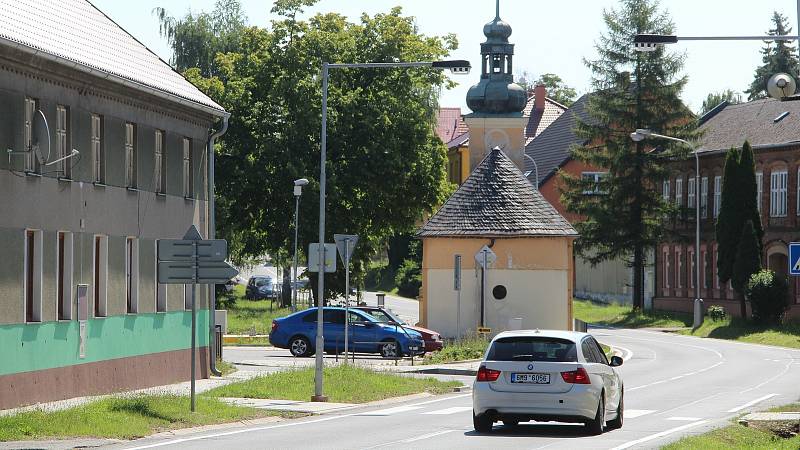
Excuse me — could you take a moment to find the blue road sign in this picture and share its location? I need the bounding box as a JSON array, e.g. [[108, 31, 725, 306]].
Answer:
[[790, 242, 800, 276]]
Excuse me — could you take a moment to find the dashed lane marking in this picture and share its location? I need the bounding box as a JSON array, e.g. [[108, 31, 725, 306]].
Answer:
[[625, 409, 656, 418], [422, 406, 473, 415], [402, 429, 458, 442], [360, 405, 424, 416], [727, 393, 778, 413], [610, 420, 709, 450]]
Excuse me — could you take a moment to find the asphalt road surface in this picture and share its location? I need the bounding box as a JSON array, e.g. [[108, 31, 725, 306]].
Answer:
[[114, 327, 800, 450]]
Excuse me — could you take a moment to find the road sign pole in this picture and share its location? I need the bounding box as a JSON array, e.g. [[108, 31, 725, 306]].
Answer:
[[454, 255, 461, 341], [190, 242, 197, 413], [344, 239, 350, 364], [481, 250, 487, 329]]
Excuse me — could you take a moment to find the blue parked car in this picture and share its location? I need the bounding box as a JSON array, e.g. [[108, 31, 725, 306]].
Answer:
[[269, 307, 425, 358]]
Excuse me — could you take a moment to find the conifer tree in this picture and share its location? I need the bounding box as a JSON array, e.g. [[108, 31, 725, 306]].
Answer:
[[745, 11, 799, 100], [732, 221, 762, 317], [561, 0, 697, 310], [715, 148, 742, 284]]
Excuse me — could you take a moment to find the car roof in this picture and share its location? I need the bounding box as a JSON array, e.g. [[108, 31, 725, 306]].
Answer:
[[491, 329, 591, 344]]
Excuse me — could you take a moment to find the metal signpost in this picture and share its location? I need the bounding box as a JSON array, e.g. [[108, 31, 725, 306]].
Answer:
[[157, 225, 238, 412], [790, 243, 800, 276], [475, 245, 496, 330], [454, 255, 462, 340], [334, 234, 358, 362], [308, 242, 335, 401]]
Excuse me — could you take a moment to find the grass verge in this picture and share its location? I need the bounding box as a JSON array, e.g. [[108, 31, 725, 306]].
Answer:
[[662, 402, 800, 449], [423, 336, 489, 365], [224, 285, 291, 335], [0, 394, 296, 442], [574, 298, 693, 328], [203, 365, 460, 403], [216, 359, 237, 376], [679, 317, 800, 349]]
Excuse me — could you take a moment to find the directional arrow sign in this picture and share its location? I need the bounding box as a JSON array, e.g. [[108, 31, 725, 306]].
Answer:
[[158, 239, 228, 262], [334, 234, 359, 265], [158, 261, 195, 284], [197, 261, 239, 284]]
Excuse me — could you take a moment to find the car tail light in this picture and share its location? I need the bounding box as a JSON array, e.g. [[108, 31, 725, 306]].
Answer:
[[271, 320, 278, 333], [561, 367, 591, 384], [476, 365, 501, 382]]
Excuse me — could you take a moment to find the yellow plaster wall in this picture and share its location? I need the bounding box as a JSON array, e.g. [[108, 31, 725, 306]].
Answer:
[[463, 116, 528, 171]]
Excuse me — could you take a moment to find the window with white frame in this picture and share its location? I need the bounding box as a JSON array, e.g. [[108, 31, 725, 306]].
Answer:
[[675, 178, 683, 206], [714, 244, 720, 290], [154, 130, 166, 194], [125, 237, 139, 314], [24, 229, 43, 322], [687, 176, 696, 210], [662, 180, 670, 202], [57, 231, 74, 321], [581, 172, 607, 194], [24, 97, 39, 173], [713, 176, 721, 218], [689, 248, 695, 289], [756, 172, 763, 212], [700, 176, 708, 219], [91, 114, 104, 183], [93, 235, 108, 317], [770, 169, 788, 217], [125, 122, 136, 188], [182, 138, 192, 198], [662, 247, 670, 289], [676, 247, 683, 289], [156, 242, 167, 312], [56, 105, 71, 179]]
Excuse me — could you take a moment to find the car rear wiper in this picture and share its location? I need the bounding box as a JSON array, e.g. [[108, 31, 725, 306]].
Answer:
[[511, 354, 535, 361]]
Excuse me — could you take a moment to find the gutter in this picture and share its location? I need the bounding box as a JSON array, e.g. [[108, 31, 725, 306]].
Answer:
[[695, 140, 800, 157], [207, 115, 229, 376], [0, 36, 229, 119]]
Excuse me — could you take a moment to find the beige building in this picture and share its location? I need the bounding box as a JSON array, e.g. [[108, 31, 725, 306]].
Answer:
[[418, 148, 578, 338]]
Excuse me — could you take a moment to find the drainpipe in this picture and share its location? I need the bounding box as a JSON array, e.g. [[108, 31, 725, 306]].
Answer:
[[208, 115, 229, 376]]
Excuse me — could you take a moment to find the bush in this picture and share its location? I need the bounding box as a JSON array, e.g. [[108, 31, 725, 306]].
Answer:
[[395, 258, 421, 298], [707, 305, 727, 321], [746, 269, 789, 325]]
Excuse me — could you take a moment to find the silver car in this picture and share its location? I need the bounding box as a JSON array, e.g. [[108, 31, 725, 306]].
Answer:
[[472, 330, 624, 435]]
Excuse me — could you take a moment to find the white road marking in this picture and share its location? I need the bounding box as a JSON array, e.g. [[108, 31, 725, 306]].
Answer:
[[628, 361, 724, 391], [726, 393, 778, 413], [611, 345, 634, 361], [740, 358, 795, 393], [361, 405, 423, 416], [667, 416, 702, 421], [422, 406, 473, 415], [624, 409, 656, 418], [401, 429, 457, 442], [610, 420, 708, 450], [126, 394, 471, 449]]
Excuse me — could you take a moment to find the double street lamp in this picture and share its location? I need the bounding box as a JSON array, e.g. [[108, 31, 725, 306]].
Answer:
[[630, 129, 703, 328], [313, 59, 471, 402]]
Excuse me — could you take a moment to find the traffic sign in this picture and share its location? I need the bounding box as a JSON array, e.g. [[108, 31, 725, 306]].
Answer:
[[197, 262, 240, 284], [158, 261, 195, 284], [475, 245, 496, 268], [308, 243, 337, 273], [158, 239, 227, 261], [454, 254, 462, 290], [156, 225, 238, 284], [334, 234, 359, 265], [790, 242, 800, 276], [477, 327, 491, 334]]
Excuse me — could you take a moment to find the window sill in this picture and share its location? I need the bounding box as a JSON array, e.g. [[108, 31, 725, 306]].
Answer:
[[24, 171, 42, 177], [126, 187, 139, 193], [93, 182, 106, 188], [155, 192, 167, 197], [184, 196, 195, 201], [57, 177, 73, 183]]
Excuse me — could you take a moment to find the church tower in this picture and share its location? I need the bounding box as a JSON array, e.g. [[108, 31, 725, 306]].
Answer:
[[464, 0, 528, 171]]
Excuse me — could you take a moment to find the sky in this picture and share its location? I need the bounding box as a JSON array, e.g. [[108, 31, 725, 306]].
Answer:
[[92, 0, 800, 113]]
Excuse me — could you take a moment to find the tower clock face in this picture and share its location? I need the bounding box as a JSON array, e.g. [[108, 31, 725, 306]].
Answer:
[[485, 128, 510, 150]]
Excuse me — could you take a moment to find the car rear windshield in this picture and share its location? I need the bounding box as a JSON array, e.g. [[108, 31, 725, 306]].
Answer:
[[487, 337, 578, 362]]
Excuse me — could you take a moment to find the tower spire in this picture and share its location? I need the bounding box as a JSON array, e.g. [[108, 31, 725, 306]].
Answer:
[[496, 0, 500, 19]]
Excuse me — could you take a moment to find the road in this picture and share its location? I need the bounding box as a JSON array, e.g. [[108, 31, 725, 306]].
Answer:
[[113, 327, 799, 450]]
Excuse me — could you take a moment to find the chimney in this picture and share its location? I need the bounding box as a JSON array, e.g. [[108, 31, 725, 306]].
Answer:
[[534, 84, 546, 111]]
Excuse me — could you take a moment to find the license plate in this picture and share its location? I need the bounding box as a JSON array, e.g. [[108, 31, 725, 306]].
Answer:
[[511, 373, 550, 384]]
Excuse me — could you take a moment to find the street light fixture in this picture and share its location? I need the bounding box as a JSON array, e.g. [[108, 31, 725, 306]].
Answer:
[[630, 129, 703, 328], [313, 59, 471, 402], [292, 178, 309, 313]]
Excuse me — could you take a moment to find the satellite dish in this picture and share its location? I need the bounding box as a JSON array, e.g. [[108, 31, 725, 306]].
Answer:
[[31, 109, 50, 165], [767, 73, 797, 100]]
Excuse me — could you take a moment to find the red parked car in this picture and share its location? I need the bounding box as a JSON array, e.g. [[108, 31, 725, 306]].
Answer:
[[354, 306, 443, 353]]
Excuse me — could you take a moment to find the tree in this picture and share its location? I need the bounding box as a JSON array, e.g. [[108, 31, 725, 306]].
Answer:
[[747, 269, 790, 325], [560, 0, 697, 311], [166, 1, 456, 301], [699, 89, 741, 116], [515, 71, 578, 106], [745, 11, 799, 101], [732, 221, 762, 317], [716, 141, 763, 294]]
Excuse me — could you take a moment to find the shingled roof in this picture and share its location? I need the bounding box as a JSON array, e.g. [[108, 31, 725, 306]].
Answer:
[[418, 148, 578, 238], [698, 97, 800, 153]]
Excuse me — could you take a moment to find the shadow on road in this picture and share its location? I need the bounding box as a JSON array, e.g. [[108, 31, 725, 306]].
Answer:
[[465, 422, 589, 439]]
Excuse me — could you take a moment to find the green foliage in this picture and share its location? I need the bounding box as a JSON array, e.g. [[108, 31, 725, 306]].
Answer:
[[746, 11, 799, 100], [747, 269, 790, 325], [732, 221, 762, 295], [573, 298, 693, 328], [423, 335, 489, 364], [203, 365, 460, 403], [716, 147, 742, 283], [707, 305, 727, 321], [515, 71, 578, 106], [394, 258, 421, 298], [560, 0, 697, 309], [699, 89, 742, 116], [0, 395, 278, 441], [739, 142, 765, 244], [662, 420, 800, 450], [160, 2, 456, 300], [683, 315, 800, 349]]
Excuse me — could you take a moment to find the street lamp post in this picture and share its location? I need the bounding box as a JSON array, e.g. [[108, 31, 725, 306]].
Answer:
[[630, 129, 702, 327], [292, 178, 309, 313], [523, 152, 539, 189], [313, 59, 471, 402]]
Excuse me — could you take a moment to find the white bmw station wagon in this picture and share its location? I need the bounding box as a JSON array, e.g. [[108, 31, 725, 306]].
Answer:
[[472, 330, 624, 435]]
